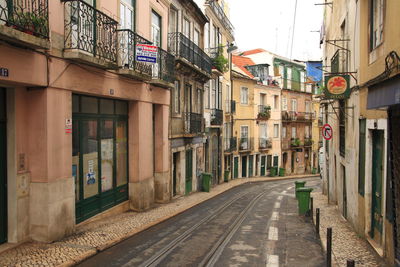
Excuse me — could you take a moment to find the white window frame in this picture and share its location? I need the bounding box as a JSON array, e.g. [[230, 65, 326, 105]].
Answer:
[[282, 126, 287, 138], [371, 0, 384, 50], [151, 11, 161, 47], [291, 126, 297, 138], [282, 97, 288, 111], [291, 99, 297, 112], [241, 87, 248, 105], [273, 95, 279, 110], [273, 124, 279, 138], [120, 0, 134, 30], [287, 67, 292, 89], [259, 123, 267, 138]]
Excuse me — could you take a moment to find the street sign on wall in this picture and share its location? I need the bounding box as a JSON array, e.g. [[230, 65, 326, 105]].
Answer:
[[136, 44, 158, 63], [322, 124, 333, 140], [324, 75, 351, 99]]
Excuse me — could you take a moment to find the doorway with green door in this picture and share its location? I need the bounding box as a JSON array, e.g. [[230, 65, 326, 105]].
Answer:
[[0, 88, 7, 244], [185, 149, 193, 194], [72, 95, 129, 223], [370, 130, 384, 243]]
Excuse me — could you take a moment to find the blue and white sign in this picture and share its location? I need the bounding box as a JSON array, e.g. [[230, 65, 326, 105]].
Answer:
[[136, 44, 158, 63]]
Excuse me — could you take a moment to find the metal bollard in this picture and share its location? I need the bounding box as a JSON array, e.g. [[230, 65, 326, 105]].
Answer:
[[316, 208, 320, 236], [346, 260, 355, 267], [327, 227, 332, 267], [310, 197, 314, 218]]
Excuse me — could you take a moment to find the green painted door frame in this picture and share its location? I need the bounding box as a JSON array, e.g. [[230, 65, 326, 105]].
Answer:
[[185, 149, 193, 194], [0, 88, 7, 244], [233, 157, 239, 179], [261, 156, 266, 176], [248, 155, 254, 177], [371, 130, 384, 237]]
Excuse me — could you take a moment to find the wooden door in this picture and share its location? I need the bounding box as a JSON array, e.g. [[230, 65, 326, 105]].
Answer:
[[261, 155, 266, 176], [185, 149, 193, 195], [0, 88, 7, 244]]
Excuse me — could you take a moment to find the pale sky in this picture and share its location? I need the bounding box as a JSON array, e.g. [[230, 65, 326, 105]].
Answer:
[[227, 0, 323, 61]]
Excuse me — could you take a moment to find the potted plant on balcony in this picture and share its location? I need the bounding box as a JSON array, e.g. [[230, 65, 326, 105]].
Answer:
[[291, 138, 301, 147], [258, 105, 271, 120], [9, 11, 47, 36], [212, 45, 229, 73]]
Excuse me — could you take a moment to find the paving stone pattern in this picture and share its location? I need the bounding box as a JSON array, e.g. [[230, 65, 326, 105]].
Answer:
[[0, 175, 315, 267], [312, 191, 387, 267]]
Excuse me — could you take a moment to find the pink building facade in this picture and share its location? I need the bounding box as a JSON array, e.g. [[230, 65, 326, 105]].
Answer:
[[0, 0, 174, 244]]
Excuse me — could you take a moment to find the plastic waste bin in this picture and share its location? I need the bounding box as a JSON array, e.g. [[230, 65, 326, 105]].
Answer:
[[202, 173, 212, 192], [224, 170, 230, 182], [295, 181, 306, 199], [279, 168, 285, 177], [296, 187, 313, 215], [269, 167, 277, 177]]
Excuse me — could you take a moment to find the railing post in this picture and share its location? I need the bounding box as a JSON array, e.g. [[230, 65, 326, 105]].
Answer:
[[327, 227, 332, 267]]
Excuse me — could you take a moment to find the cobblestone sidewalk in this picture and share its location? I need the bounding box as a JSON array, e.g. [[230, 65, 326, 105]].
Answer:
[[312, 191, 387, 267], [0, 175, 318, 267]]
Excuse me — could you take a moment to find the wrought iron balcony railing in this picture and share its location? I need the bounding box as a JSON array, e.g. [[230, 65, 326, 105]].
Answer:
[[64, 0, 118, 63], [224, 137, 237, 152], [117, 29, 152, 77], [257, 105, 271, 120], [304, 137, 313, 147], [0, 0, 49, 38], [239, 137, 254, 151], [282, 111, 315, 122], [259, 137, 272, 150], [207, 0, 234, 36], [168, 32, 212, 75], [152, 47, 175, 84], [184, 112, 202, 134], [210, 109, 223, 126]]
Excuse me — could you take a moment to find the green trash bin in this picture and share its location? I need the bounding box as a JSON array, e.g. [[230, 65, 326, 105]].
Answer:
[[294, 181, 306, 199], [269, 167, 277, 177], [279, 168, 285, 177], [202, 173, 212, 192], [296, 187, 313, 215], [224, 170, 230, 183]]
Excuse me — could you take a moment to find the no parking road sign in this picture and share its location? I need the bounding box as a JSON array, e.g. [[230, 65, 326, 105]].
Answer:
[[322, 124, 333, 140]]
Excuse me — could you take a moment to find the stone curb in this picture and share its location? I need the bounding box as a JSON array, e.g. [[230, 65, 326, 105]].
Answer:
[[0, 174, 320, 267]]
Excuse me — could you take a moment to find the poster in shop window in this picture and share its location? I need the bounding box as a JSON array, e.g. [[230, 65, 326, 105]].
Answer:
[[83, 152, 98, 199], [101, 139, 114, 192]]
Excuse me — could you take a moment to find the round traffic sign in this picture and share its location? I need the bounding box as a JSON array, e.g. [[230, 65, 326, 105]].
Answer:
[[322, 124, 333, 141]]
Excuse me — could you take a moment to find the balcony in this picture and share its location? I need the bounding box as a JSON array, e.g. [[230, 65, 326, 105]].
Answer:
[[257, 105, 271, 120], [291, 138, 302, 148], [225, 100, 236, 114], [0, 0, 50, 49], [151, 47, 175, 88], [184, 112, 202, 135], [64, 0, 118, 69], [224, 137, 237, 152], [168, 32, 212, 76], [117, 29, 153, 80], [259, 137, 272, 150], [304, 137, 313, 147], [210, 109, 223, 126], [282, 111, 315, 122], [207, 0, 234, 37], [239, 137, 254, 152]]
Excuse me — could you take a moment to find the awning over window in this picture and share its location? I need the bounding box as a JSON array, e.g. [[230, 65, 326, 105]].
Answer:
[[368, 74, 400, 109]]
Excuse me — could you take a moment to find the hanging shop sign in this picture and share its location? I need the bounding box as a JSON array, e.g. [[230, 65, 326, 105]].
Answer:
[[136, 44, 158, 63], [324, 75, 351, 99]]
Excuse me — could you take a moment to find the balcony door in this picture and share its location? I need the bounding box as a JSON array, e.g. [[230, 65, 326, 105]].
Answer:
[[240, 126, 249, 150], [120, 0, 135, 67]]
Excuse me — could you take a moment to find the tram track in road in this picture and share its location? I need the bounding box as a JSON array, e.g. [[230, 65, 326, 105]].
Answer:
[[137, 180, 292, 267]]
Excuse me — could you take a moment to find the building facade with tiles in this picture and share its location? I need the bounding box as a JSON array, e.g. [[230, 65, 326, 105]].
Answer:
[[0, 0, 174, 244]]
